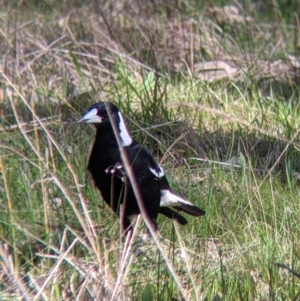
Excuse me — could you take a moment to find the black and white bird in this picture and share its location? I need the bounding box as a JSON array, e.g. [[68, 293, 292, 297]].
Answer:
[[78, 102, 205, 233]]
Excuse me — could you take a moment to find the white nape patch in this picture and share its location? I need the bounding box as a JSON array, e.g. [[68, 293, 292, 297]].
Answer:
[[160, 189, 192, 207], [78, 108, 102, 123], [150, 166, 164, 178], [118, 112, 132, 146]]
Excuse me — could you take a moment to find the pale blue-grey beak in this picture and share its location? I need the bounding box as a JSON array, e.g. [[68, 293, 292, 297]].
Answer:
[[77, 108, 103, 123]]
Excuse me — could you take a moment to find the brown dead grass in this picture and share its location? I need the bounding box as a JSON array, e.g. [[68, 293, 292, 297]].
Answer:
[[1, 1, 300, 299], [1, 0, 299, 99]]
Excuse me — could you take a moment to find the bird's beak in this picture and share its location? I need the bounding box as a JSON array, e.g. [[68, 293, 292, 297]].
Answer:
[[77, 108, 103, 123]]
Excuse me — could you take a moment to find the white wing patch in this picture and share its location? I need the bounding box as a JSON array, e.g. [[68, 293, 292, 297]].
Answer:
[[118, 112, 133, 146], [149, 166, 164, 178], [160, 189, 192, 207]]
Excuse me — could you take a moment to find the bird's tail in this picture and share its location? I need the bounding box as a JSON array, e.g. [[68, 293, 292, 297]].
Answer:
[[159, 207, 188, 225], [173, 202, 205, 216], [160, 189, 205, 217]]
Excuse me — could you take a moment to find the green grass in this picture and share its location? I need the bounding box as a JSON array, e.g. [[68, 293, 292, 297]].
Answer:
[[1, 0, 300, 300]]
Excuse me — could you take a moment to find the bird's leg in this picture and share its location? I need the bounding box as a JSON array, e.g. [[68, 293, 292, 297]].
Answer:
[[109, 166, 115, 211], [106, 163, 127, 211], [121, 170, 129, 235], [119, 213, 133, 259], [107, 163, 131, 237]]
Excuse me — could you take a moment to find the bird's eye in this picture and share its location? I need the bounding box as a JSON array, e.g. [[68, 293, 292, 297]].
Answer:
[[101, 111, 108, 118]]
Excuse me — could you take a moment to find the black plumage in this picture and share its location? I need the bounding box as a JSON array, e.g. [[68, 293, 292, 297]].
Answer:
[[78, 102, 205, 233]]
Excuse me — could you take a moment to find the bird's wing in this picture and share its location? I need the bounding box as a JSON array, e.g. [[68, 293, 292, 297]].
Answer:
[[128, 142, 206, 217], [130, 142, 163, 176]]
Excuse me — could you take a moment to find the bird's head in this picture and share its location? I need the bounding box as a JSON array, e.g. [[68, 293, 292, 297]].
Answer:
[[78, 102, 133, 146], [78, 102, 119, 124]]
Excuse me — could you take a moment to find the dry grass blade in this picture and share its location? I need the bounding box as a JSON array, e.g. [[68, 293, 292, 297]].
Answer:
[[105, 102, 189, 300], [174, 222, 199, 299], [33, 238, 79, 301], [111, 216, 142, 301], [2, 73, 99, 252], [0, 242, 38, 300]]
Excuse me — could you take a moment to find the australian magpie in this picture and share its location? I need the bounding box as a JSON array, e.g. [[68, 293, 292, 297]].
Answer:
[[78, 102, 205, 233]]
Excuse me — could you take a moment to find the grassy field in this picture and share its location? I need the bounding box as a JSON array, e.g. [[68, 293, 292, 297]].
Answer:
[[1, 0, 300, 300]]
